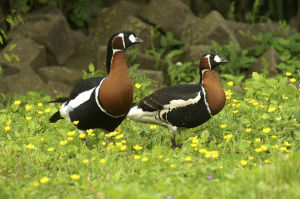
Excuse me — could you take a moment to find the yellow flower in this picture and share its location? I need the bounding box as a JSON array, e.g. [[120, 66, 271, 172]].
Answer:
[[276, 117, 282, 121], [79, 134, 86, 139], [192, 138, 198, 144], [150, 125, 157, 130], [60, 140, 68, 146], [67, 131, 76, 136], [253, 102, 259, 106], [271, 135, 278, 139], [25, 104, 32, 111], [164, 158, 170, 162], [134, 155, 141, 160], [284, 141, 291, 147], [102, 141, 107, 146], [289, 78, 296, 83], [45, 108, 51, 113], [158, 154, 163, 159], [267, 107, 276, 113], [70, 174, 80, 180], [121, 140, 126, 144], [233, 99, 239, 103], [240, 160, 247, 166], [115, 134, 124, 139], [115, 126, 121, 132], [280, 147, 287, 152], [116, 142, 122, 147], [224, 134, 233, 142], [245, 128, 252, 133], [285, 72, 291, 76], [255, 138, 261, 143], [220, 124, 227, 129], [40, 177, 49, 184], [185, 156, 192, 162], [86, 129, 93, 135], [73, 120, 79, 125], [13, 100, 21, 105], [82, 159, 89, 164], [278, 105, 282, 109], [141, 157, 149, 162], [6, 119, 12, 126], [255, 147, 262, 152], [243, 87, 248, 90], [261, 145, 268, 151], [120, 145, 127, 151], [26, 144, 35, 149], [272, 145, 279, 149], [4, 126, 11, 131], [262, 128, 271, 134], [282, 95, 288, 100], [260, 105, 265, 109], [190, 143, 197, 147], [264, 160, 271, 164], [248, 156, 254, 160], [219, 165, 224, 170], [100, 158, 106, 164], [67, 137, 73, 141], [47, 147, 54, 152], [32, 182, 40, 187], [37, 103, 43, 107], [26, 116, 32, 120], [108, 143, 114, 149], [205, 151, 218, 159], [227, 81, 234, 87], [199, 148, 207, 154], [135, 83, 142, 89], [232, 110, 239, 114], [170, 164, 176, 168], [133, 145, 143, 151]]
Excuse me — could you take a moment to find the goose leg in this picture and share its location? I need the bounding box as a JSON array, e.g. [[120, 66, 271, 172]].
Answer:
[[170, 127, 181, 148]]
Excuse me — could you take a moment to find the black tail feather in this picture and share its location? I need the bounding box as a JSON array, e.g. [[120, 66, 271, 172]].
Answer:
[[48, 97, 69, 103], [49, 111, 62, 123]]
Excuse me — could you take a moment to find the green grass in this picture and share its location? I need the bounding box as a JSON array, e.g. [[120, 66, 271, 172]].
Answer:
[[0, 73, 299, 199]]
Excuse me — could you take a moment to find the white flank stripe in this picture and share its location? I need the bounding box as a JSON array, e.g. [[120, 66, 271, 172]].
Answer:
[[163, 92, 201, 110], [201, 87, 212, 116]]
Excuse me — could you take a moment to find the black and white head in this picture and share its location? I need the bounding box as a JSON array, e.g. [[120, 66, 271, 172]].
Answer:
[[106, 31, 143, 73], [200, 54, 228, 70]]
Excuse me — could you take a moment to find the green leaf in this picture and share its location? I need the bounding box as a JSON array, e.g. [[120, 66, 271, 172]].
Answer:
[[88, 63, 95, 73], [252, 72, 261, 81], [4, 53, 12, 63], [9, 44, 16, 51], [5, 16, 16, 26]]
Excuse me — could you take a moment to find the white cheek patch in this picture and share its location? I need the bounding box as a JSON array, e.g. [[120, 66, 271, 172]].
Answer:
[[129, 34, 136, 43], [205, 54, 210, 58], [214, 55, 221, 63]]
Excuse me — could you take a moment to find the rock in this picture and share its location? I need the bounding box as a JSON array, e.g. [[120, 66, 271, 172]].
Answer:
[[38, 66, 82, 86], [95, 45, 108, 72], [46, 80, 73, 97], [140, 0, 196, 38], [183, 45, 213, 62], [127, 50, 157, 70], [182, 11, 240, 48], [8, 6, 78, 64], [136, 69, 164, 89], [247, 48, 279, 77], [289, 13, 300, 32], [0, 63, 46, 94], [0, 36, 47, 72], [226, 21, 255, 49]]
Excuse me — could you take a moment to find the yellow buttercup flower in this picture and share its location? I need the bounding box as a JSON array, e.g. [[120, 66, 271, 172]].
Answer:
[[47, 147, 54, 152], [219, 165, 224, 170], [45, 108, 51, 113], [115, 126, 121, 132], [13, 100, 21, 105], [79, 134, 86, 139], [120, 145, 127, 151], [133, 145, 143, 151], [6, 119, 12, 126], [255, 147, 262, 152], [199, 148, 207, 154], [280, 147, 287, 152], [86, 129, 93, 135], [224, 134, 233, 142], [70, 174, 80, 180], [262, 128, 271, 134], [5, 126, 11, 131], [150, 125, 157, 130], [40, 177, 49, 184], [205, 151, 218, 159], [100, 158, 106, 164], [284, 141, 291, 147], [135, 83, 142, 89], [102, 141, 107, 146], [158, 154, 163, 159], [261, 145, 268, 151], [37, 103, 43, 107], [227, 81, 234, 87], [67, 137, 73, 141], [248, 156, 254, 160], [289, 78, 296, 83], [164, 158, 170, 162], [264, 160, 271, 164], [271, 135, 278, 139], [282, 95, 288, 100], [82, 159, 89, 164], [67, 131, 76, 136], [115, 134, 124, 139], [32, 182, 40, 187], [232, 110, 239, 114], [185, 156, 192, 162], [60, 140, 68, 146], [25, 104, 32, 111], [134, 155, 141, 160], [240, 160, 247, 166], [26, 144, 35, 149], [267, 107, 276, 113], [245, 128, 252, 133], [73, 120, 79, 125], [285, 72, 291, 76], [141, 157, 149, 162], [170, 164, 176, 168], [26, 116, 32, 120], [272, 145, 279, 149], [220, 124, 227, 129], [116, 142, 122, 147]]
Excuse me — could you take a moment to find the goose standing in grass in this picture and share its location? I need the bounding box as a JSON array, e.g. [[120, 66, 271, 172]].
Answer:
[[127, 54, 228, 147], [50, 31, 143, 135]]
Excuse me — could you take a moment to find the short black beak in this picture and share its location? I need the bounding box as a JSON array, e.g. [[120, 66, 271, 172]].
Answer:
[[134, 36, 143, 43], [220, 58, 229, 64]]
